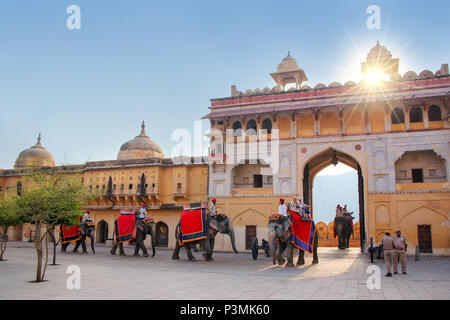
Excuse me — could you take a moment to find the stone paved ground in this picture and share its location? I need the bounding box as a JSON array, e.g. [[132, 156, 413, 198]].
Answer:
[[0, 242, 449, 300]]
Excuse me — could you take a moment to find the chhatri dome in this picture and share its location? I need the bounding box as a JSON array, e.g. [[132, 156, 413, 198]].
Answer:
[[270, 52, 308, 90], [361, 41, 399, 79], [14, 133, 55, 169], [117, 121, 164, 160]]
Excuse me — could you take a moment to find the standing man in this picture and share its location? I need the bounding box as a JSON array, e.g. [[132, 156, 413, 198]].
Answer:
[[393, 229, 407, 275], [379, 230, 394, 277]]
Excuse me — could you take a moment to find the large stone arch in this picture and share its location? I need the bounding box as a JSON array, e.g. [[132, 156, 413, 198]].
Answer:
[[301, 147, 366, 249]]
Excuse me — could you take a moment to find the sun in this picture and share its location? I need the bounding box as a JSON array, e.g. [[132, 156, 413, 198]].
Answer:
[[363, 68, 390, 85]]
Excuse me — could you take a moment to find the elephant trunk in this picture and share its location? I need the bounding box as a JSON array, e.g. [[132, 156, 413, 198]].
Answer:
[[151, 225, 156, 257], [229, 227, 238, 254]]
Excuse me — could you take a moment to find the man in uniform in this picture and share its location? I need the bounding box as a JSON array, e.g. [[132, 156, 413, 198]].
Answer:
[[393, 229, 407, 275], [379, 230, 394, 277]]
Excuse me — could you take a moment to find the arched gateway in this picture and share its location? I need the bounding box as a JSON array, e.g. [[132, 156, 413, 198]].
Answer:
[[302, 148, 365, 249], [204, 45, 450, 254]]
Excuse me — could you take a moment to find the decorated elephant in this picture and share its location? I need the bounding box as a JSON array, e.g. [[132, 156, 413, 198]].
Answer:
[[61, 223, 96, 254], [172, 214, 238, 261], [334, 216, 353, 249], [110, 219, 156, 257], [267, 212, 318, 267]]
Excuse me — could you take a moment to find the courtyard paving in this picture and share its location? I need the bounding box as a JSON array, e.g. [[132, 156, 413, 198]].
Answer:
[[0, 242, 449, 300]]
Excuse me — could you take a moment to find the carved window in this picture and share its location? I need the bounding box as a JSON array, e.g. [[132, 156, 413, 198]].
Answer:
[[409, 107, 423, 123], [391, 108, 405, 124], [232, 121, 243, 137], [262, 119, 272, 134], [428, 105, 442, 121], [246, 119, 257, 135]]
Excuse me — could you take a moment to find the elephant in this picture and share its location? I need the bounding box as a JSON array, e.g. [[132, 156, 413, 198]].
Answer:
[[110, 220, 156, 257], [172, 214, 238, 261], [268, 214, 318, 267], [334, 216, 353, 249], [61, 224, 96, 254]]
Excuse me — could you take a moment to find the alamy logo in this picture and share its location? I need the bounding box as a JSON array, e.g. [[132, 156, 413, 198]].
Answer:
[[366, 5, 381, 30], [366, 265, 381, 290], [66, 5, 81, 30], [66, 265, 81, 290]]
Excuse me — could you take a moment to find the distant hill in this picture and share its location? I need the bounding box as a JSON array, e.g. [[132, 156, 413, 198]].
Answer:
[[312, 171, 359, 224]]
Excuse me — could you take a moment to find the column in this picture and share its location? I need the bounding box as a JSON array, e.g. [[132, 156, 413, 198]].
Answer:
[[290, 111, 297, 138], [338, 107, 345, 136], [423, 104, 429, 129], [384, 106, 391, 132], [314, 109, 320, 136]]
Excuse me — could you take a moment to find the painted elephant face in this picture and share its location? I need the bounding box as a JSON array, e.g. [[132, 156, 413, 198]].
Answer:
[[86, 226, 95, 237], [210, 216, 232, 234]]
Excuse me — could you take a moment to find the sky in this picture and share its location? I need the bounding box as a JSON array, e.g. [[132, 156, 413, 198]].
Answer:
[[1, 0, 449, 169]]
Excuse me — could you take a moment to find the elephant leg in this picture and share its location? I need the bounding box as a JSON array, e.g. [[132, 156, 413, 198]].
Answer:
[[111, 243, 117, 255], [172, 242, 181, 260], [202, 239, 213, 261], [209, 237, 215, 259], [90, 236, 95, 254], [61, 244, 67, 253], [286, 243, 294, 267], [277, 241, 286, 265], [186, 244, 196, 261], [81, 237, 87, 253], [73, 241, 79, 253], [133, 242, 140, 256], [119, 243, 126, 256], [312, 232, 319, 264], [297, 249, 305, 265], [140, 239, 149, 257]]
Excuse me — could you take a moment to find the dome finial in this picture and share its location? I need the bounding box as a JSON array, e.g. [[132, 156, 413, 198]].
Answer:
[[36, 133, 42, 147], [139, 121, 146, 137]]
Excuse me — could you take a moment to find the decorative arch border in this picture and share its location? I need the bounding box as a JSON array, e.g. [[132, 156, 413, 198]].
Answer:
[[398, 205, 447, 225]]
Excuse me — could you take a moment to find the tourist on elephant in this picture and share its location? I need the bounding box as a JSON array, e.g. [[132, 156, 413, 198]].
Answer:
[[289, 196, 301, 213], [342, 205, 354, 218], [335, 205, 343, 218]]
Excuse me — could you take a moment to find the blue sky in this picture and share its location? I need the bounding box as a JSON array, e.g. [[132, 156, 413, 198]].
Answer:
[[1, 0, 449, 169]]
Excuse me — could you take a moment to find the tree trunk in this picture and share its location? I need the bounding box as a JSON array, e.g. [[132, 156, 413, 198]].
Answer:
[[0, 226, 8, 261], [34, 220, 43, 282], [48, 227, 57, 265]]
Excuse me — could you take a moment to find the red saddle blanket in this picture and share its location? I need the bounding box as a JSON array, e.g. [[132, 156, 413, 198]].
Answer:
[[60, 224, 81, 244], [178, 208, 207, 245], [290, 211, 316, 253], [115, 212, 137, 244]]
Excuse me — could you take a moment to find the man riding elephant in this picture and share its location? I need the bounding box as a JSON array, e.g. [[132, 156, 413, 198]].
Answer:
[[61, 211, 96, 254], [268, 198, 318, 267], [111, 208, 156, 257], [334, 205, 354, 249], [172, 205, 238, 261]]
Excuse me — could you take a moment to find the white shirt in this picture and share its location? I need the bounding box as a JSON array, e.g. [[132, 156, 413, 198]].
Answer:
[[209, 203, 216, 216], [82, 213, 90, 223], [138, 207, 147, 219], [277, 204, 287, 216]]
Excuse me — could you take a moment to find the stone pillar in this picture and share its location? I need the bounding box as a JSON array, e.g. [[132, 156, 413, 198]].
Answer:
[[384, 106, 391, 132], [290, 111, 297, 138], [364, 109, 371, 134], [404, 106, 411, 131], [314, 109, 320, 136], [423, 104, 429, 129], [338, 107, 345, 136]]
